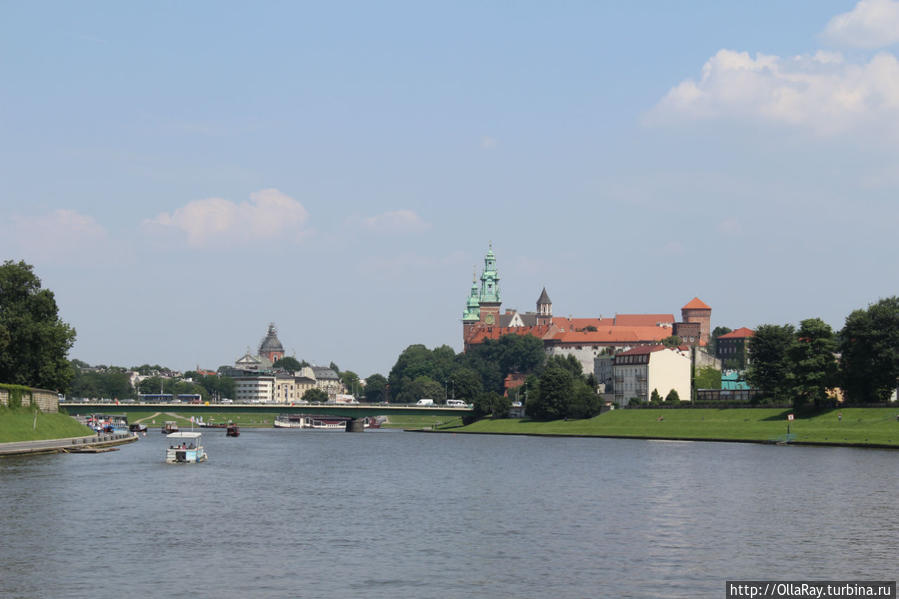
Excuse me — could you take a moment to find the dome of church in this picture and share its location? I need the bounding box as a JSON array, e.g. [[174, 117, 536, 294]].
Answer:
[[259, 324, 284, 354]]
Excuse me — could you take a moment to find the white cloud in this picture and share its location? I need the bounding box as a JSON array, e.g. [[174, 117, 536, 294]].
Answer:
[[481, 136, 498, 149], [647, 48, 899, 136], [360, 210, 430, 234], [823, 0, 899, 48], [3, 209, 117, 265], [143, 188, 310, 247]]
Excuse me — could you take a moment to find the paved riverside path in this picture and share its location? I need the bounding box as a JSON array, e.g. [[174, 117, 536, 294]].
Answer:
[[0, 432, 138, 456]]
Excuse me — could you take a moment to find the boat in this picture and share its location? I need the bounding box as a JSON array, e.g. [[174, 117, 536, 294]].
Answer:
[[273, 413, 348, 430], [161, 421, 180, 434], [164, 432, 207, 464], [226, 423, 240, 437], [129, 423, 148, 433]]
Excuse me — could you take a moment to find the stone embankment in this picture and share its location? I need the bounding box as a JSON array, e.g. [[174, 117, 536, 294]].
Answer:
[[0, 432, 138, 457]]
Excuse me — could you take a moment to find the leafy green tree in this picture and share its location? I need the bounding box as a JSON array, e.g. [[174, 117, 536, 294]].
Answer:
[[449, 367, 482, 402], [661, 335, 682, 348], [139, 376, 167, 395], [273, 356, 303, 372], [545, 354, 583, 379], [329, 361, 340, 374], [472, 391, 510, 419], [302, 388, 329, 403], [0, 260, 76, 391], [363, 374, 387, 403], [665, 389, 680, 403], [339, 370, 361, 396], [788, 318, 838, 410], [840, 297, 899, 403], [695, 366, 721, 389], [745, 324, 796, 403], [709, 326, 732, 355], [566, 379, 602, 419], [527, 365, 573, 420], [407, 375, 444, 403], [650, 389, 662, 403]]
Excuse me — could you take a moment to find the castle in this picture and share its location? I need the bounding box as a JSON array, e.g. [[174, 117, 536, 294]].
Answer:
[[462, 246, 712, 376]]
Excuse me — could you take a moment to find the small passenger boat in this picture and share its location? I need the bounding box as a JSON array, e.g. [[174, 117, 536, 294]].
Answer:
[[165, 432, 207, 464], [226, 423, 240, 437], [129, 423, 148, 433], [161, 421, 180, 434]]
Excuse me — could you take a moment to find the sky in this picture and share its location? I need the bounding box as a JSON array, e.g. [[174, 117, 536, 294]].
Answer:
[[3, 0, 899, 377]]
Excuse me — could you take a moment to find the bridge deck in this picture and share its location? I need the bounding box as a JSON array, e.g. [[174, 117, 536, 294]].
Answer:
[[61, 402, 471, 418]]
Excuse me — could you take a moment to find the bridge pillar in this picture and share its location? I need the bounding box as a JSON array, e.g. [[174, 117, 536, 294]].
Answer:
[[345, 418, 365, 433]]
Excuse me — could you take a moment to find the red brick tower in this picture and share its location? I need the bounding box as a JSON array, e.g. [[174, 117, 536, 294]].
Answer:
[[681, 298, 711, 346]]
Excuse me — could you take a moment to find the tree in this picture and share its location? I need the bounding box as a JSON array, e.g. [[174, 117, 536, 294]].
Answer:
[[566, 379, 602, 419], [527, 365, 573, 420], [709, 326, 732, 356], [840, 297, 899, 403], [472, 391, 511, 419], [650, 389, 662, 404], [449, 367, 482, 403], [339, 370, 361, 396], [665, 389, 680, 403], [363, 374, 387, 403], [545, 354, 582, 379], [407, 375, 444, 403], [789, 318, 838, 410], [695, 366, 721, 390], [0, 260, 76, 391], [302, 388, 329, 403], [745, 324, 795, 403], [273, 356, 303, 372], [661, 335, 682, 348]]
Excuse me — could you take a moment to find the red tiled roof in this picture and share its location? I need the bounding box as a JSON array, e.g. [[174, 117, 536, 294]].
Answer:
[[718, 327, 754, 339], [552, 325, 671, 344], [682, 297, 711, 310], [464, 325, 553, 345], [614, 314, 675, 327]]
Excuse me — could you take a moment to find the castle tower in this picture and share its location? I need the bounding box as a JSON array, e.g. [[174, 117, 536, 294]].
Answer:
[[462, 274, 481, 343], [478, 245, 501, 326], [536, 287, 552, 326], [681, 298, 712, 346], [259, 323, 285, 363]]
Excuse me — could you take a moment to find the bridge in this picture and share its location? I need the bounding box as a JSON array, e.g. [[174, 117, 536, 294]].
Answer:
[[61, 402, 472, 432]]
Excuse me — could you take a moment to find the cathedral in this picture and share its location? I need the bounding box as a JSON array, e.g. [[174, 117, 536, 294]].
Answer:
[[461, 246, 712, 374]]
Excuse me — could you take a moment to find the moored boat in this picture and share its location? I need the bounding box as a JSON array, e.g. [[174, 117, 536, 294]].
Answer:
[[226, 423, 240, 437], [274, 413, 348, 430], [161, 421, 180, 434], [129, 423, 148, 433], [165, 431, 207, 464]]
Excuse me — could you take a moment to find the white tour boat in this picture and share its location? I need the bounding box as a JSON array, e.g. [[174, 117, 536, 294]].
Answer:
[[165, 431, 207, 464]]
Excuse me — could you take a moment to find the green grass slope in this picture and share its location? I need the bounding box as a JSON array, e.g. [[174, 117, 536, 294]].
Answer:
[[0, 407, 94, 443], [454, 408, 899, 446]]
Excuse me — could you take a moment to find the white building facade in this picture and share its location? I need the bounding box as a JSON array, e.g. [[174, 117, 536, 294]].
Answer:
[[612, 346, 691, 406]]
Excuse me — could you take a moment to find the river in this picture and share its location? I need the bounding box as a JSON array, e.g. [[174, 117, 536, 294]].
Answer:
[[0, 429, 896, 598]]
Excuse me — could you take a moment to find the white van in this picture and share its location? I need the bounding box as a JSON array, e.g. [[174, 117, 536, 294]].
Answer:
[[446, 399, 467, 407], [415, 398, 435, 406]]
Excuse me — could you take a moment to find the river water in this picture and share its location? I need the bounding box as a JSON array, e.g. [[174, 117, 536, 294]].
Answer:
[[0, 429, 896, 598]]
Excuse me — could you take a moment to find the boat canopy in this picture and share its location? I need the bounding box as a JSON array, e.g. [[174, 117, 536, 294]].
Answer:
[[166, 432, 203, 439]]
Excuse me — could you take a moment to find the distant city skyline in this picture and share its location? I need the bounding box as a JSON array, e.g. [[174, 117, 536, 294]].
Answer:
[[3, 1, 899, 377]]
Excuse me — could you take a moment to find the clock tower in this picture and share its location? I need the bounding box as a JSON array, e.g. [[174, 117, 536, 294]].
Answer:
[[478, 245, 501, 326]]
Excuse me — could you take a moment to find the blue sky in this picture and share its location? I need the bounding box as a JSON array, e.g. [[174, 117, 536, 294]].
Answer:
[[3, 1, 899, 377]]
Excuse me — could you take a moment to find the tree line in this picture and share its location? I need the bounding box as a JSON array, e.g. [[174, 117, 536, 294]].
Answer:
[[746, 297, 899, 410], [381, 335, 602, 420]]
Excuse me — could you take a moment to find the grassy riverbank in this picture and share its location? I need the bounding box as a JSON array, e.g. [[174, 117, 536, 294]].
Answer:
[[0, 407, 94, 443], [113, 411, 280, 428], [449, 408, 899, 447]]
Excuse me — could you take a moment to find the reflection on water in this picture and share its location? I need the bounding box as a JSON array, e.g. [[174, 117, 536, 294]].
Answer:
[[1, 430, 896, 598]]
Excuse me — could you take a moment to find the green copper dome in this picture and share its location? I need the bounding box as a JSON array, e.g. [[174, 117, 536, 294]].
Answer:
[[463, 277, 480, 322], [479, 245, 500, 304]]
